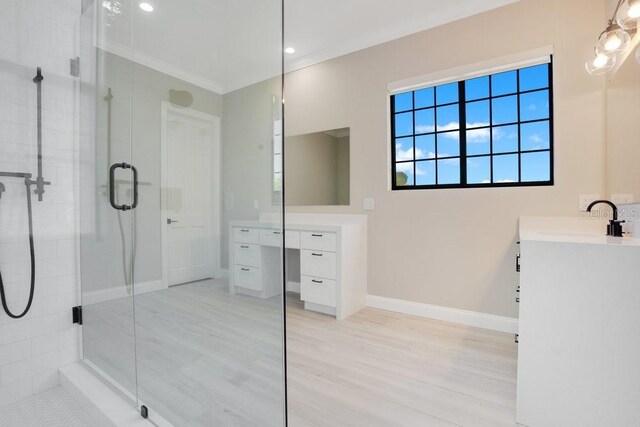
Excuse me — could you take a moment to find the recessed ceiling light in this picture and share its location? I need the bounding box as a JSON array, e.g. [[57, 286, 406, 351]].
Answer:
[[284, 47, 296, 54], [139, 2, 154, 12]]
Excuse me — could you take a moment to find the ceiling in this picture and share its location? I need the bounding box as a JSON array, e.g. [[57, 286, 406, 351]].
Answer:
[[95, 0, 518, 94]]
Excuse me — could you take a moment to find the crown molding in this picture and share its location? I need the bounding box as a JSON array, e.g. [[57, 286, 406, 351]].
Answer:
[[98, 40, 225, 94], [284, 0, 519, 74]]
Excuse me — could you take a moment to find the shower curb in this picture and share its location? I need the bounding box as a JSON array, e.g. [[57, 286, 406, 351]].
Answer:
[[60, 362, 152, 427]]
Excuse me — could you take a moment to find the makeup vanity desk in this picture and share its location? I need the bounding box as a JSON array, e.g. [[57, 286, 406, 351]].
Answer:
[[229, 214, 367, 320]]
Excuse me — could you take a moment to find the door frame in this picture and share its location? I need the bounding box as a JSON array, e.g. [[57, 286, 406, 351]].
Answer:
[[160, 101, 221, 288]]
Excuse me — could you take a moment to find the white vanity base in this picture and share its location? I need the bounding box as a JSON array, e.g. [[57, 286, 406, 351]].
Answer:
[[517, 217, 640, 426], [229, 213, 367, 320]]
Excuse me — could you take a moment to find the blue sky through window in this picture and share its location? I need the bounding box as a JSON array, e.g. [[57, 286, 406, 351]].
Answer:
[[392, 62, 552, 188]]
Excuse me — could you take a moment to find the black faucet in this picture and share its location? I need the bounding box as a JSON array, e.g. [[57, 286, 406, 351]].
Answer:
[[587, 200, 625, 237]]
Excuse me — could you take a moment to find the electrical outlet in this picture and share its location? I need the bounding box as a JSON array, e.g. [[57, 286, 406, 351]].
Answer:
[[579, 194, 601, 212], [611, 194, 634, 205]]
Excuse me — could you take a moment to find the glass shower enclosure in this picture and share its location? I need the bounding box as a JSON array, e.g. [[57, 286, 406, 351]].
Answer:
[[77, 1, 285, 425]]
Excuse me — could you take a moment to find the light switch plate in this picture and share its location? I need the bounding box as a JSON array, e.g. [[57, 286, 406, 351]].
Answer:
[[363, 198, 374, 210], [579, 194, 601, 212]]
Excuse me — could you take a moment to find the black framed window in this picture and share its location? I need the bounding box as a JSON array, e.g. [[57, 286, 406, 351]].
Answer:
[[390, 60, 553, 190]]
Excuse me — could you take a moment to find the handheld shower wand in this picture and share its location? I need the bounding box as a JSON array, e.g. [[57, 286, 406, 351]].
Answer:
[[0, 67, 49, 319]]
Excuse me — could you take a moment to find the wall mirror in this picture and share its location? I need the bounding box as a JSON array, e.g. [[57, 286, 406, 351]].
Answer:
[[606, 48, 640, 201], [284, 127, 350, 206]]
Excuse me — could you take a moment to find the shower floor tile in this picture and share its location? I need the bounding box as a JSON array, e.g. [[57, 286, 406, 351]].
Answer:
[[0, 386, 96, 427]]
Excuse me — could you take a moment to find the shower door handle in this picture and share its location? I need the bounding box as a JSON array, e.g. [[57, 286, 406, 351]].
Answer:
[[131, 164, 139, 209], [109, 162, 138, 211]]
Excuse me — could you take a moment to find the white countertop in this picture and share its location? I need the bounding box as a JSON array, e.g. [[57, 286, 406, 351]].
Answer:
[[230, 220, 343, 233], [519, 216, 640, 246]]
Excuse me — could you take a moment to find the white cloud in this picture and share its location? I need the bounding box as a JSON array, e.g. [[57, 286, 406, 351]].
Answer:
[[415, 124, 435, 134], [395, 147, 413, 161], [495, 179, 515, 183], [467, 127, 490, 143], [439, 122, 460, 133], [466, 122, 489, 128], [396, 146, 436, 161]]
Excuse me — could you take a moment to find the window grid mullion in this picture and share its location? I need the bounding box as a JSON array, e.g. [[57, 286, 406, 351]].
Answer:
[[412, 92, 416, 186], [391, 94, 397, 188], [460, 86, 548, 104], [433, 88, 438, 185], [459, 81, 467, 186], [516, 69, 522, 182], [489, 76, 494, 184]]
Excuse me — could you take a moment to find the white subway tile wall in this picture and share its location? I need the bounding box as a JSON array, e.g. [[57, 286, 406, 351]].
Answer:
[[0, 0, 80, 405]]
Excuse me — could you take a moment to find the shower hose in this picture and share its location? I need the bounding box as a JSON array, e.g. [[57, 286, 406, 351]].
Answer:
[[0, 180, 36, 319]]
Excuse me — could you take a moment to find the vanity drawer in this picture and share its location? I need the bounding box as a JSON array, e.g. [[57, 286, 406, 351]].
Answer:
[[301, 249, 337, 280], [233, 243, 260, 267], [260, 229, 283, 247], [285, 230, 300, 249], [234, 227, 259, 244], [233, 265, 261, 291], [300, 231, 337, 252], [301, 275, 336, 308]]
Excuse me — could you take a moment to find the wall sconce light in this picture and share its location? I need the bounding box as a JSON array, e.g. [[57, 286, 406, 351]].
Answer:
[[585, 49, 617, 75], [586, 0, 637, 75], [616, 0, 640, 30]]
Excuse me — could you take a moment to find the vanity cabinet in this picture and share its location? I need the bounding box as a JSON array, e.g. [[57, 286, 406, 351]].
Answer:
[[517, 217, 640, 426], [229, 216, 367, 320]]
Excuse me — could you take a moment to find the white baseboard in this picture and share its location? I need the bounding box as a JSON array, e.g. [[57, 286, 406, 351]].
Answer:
[[286, 281, 300, 293], [82, 280, 165, 305], [367, 295, 518, 334]]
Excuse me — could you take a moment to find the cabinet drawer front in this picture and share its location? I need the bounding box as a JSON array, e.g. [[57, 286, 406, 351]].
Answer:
[[300, 231, 337, 252], [285, 230, 300, 249], [234, 227, 259, 244], [233, 243, 260, 267], [301, 275, 336, 308], [233, 265, 261, 291], [300, 249, 337, 280], [260, 229, 283, 247]]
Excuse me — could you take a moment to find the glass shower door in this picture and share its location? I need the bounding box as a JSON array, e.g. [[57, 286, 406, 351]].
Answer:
[[129, 1, 285, 424], [80, 0, 286, 425]]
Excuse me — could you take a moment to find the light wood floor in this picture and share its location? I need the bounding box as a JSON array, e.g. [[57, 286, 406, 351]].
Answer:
[[83, 279, 517, 426], [286, 298, 517, 427]]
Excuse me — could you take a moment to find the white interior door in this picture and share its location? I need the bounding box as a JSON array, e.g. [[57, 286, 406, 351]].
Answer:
[[162, 104, 218, 286]]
